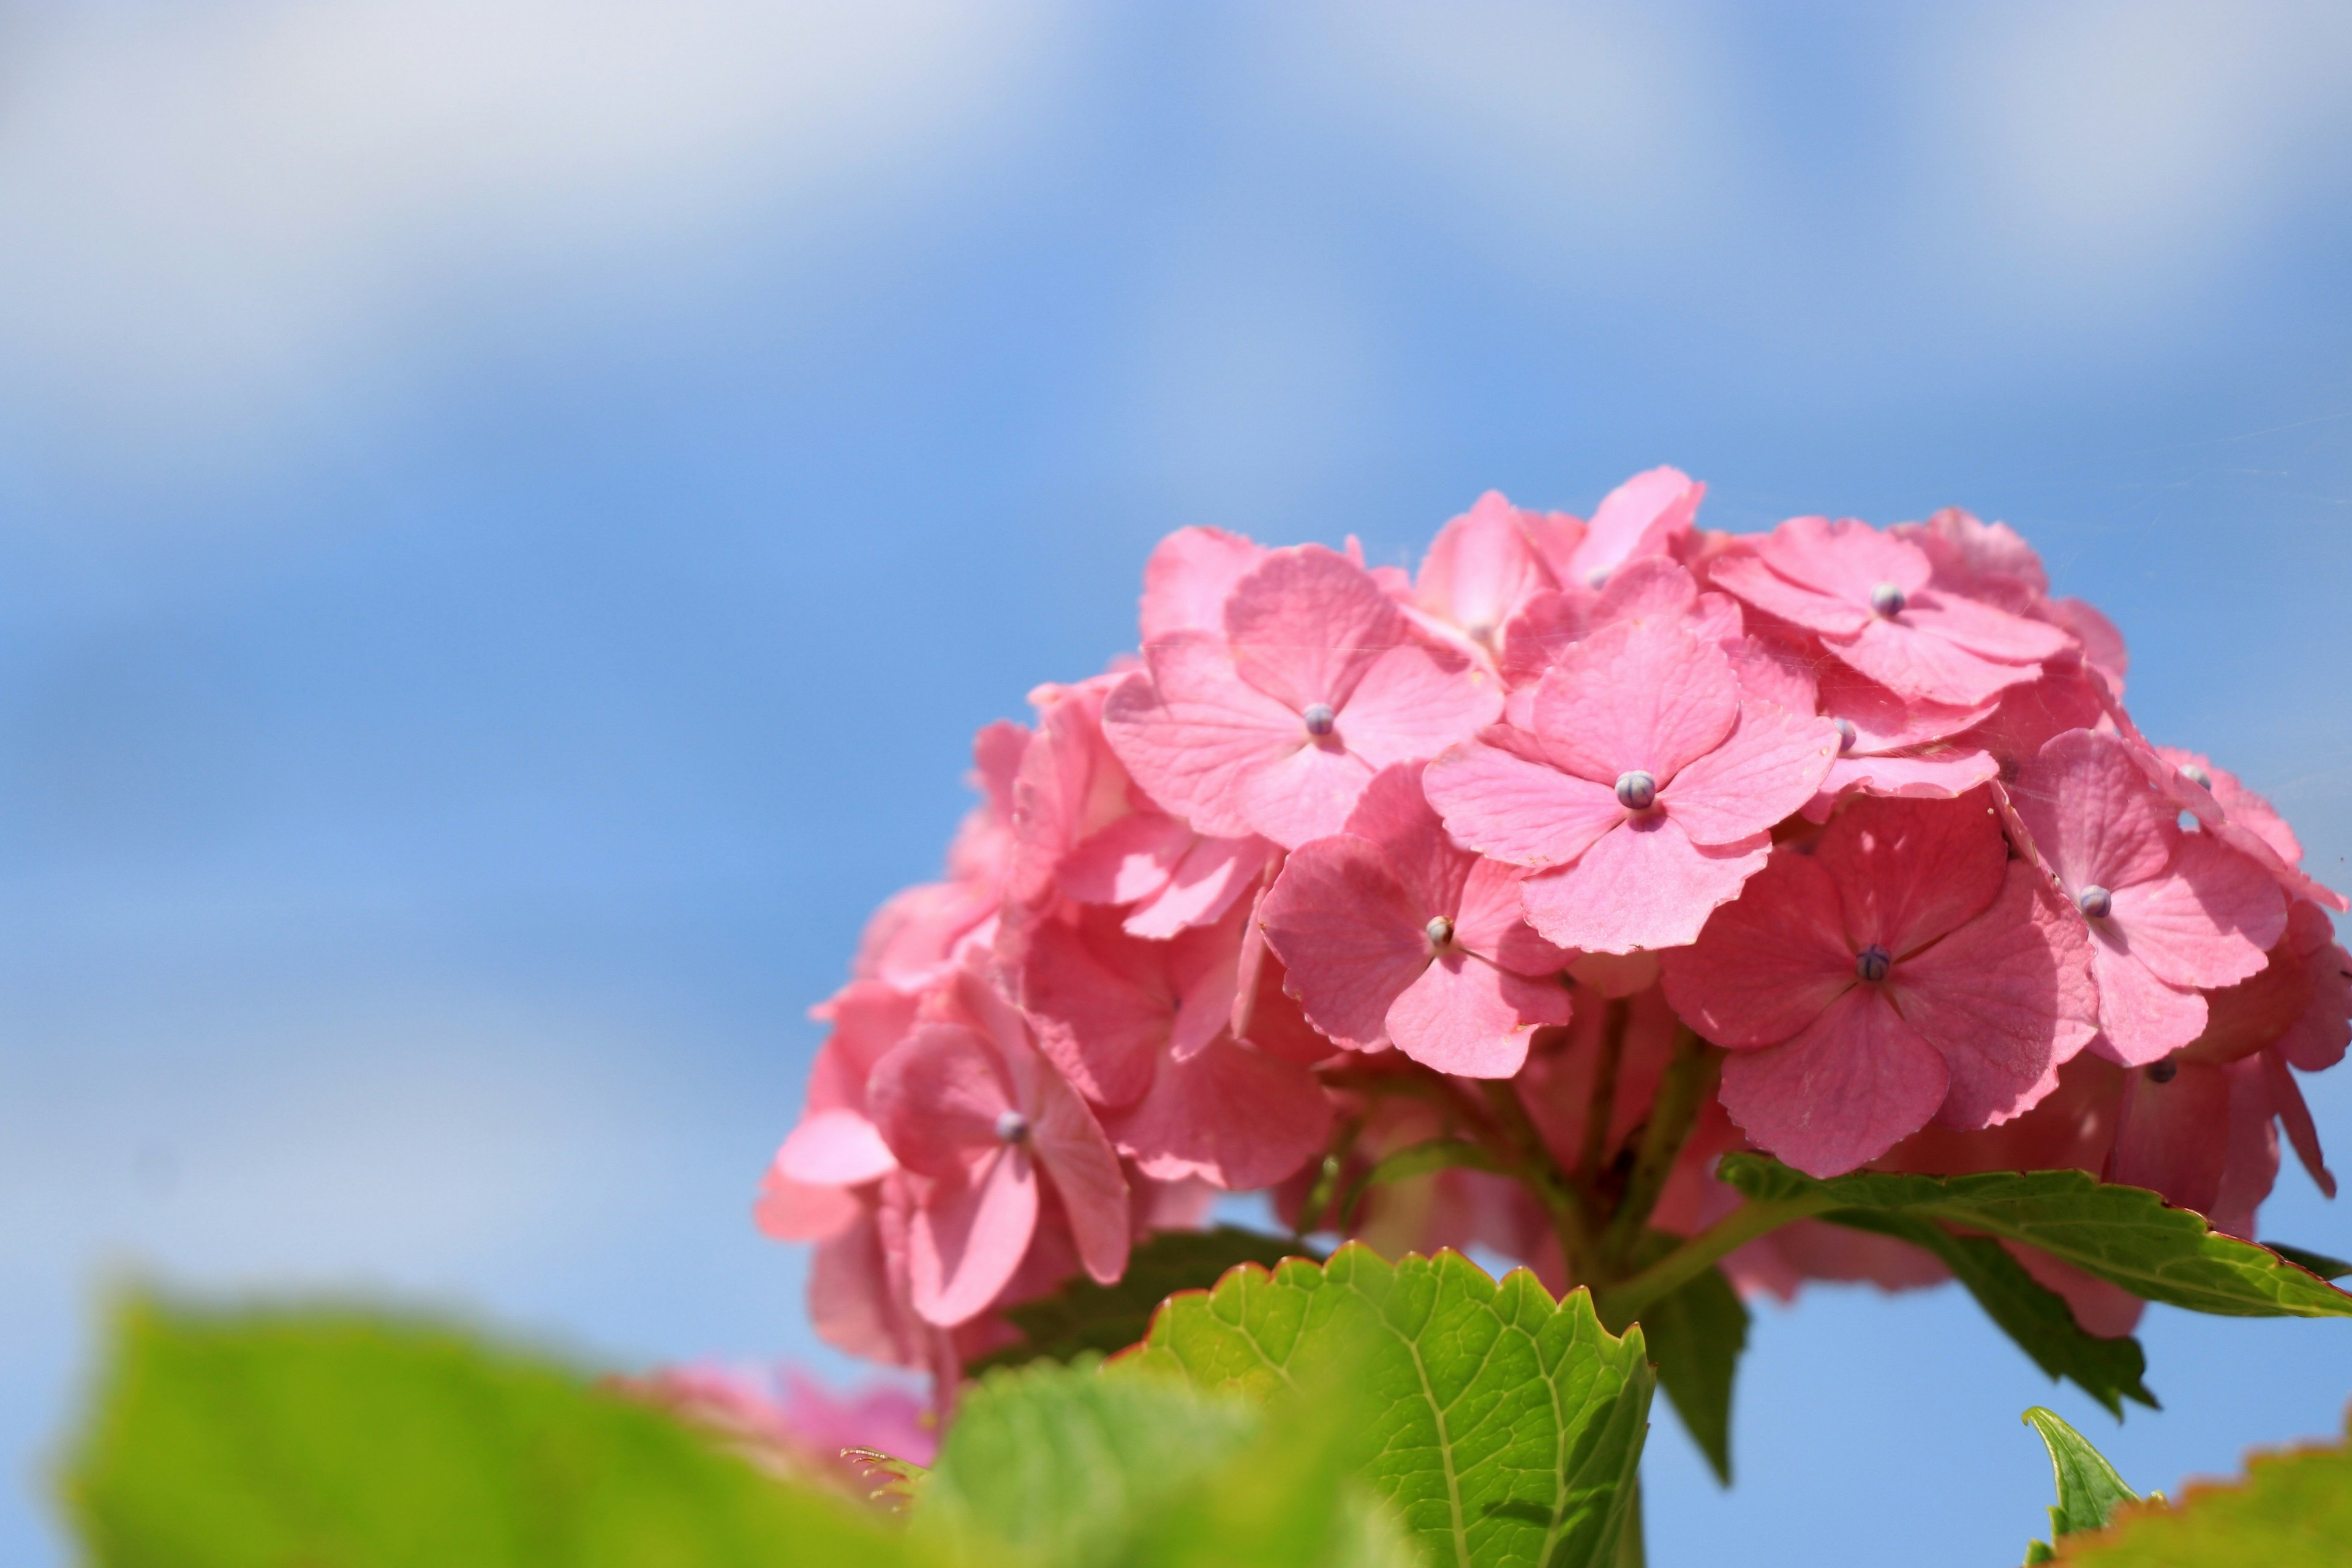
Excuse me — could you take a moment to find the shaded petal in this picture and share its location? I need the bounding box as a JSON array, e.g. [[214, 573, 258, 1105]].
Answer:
[[1708, 549, 1870, 638], [2209, 1056, 2283, 1239], [1719, 988, 1950, 1177], [1017, 913, 1172, 1107], [2010, 728, 2176, 894], [2108, 1058, 2231, 1218], [1819, 662, 2000, 750], [1815, 793, 2009, 957], [1387, 952, 1571, 1077], [1123, 833, 1269, 938], [867, 1023, 1014, 1177], [1660, 847, 1855, 1047], [1811, 750, 1999, 818], [2109, 834, 2285, 990], [1531, 618, 1739, 785], [1828, 615, 2041, 707], [1257, 834, 1427, 1050], [2264, 1047, 2337, 1199], [2089, 933, 2208, 1066], [1224, 544, 1403, 712], [907, 1147, 1036, 1325], [1338, 642, 1504, 769], [1102, 636, 1300, 838], [1060, 810, 1193, 907], [1453, 854, 1575, 976], [1338, 761, 1476, 921], [1659, 698, 1841, 845], [1424, 738, 1625, 869], [1519, 814, 1769, 954], [1025, 1060, 1132, 1284], [1109, 1036, 1332, 1191], [1893, 864, 2097, 1128]]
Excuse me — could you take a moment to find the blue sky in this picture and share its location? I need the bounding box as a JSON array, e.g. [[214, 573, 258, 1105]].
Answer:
[[4, 2, 2352, 1562]]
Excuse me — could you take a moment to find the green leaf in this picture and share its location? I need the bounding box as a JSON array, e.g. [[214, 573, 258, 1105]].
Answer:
[[1616, 1234, 1744, 1487], [2046, 1406, 2352, 1565], [1717, 1153, 2352, 1319], [1820, 1209, 2155, 1416], [2022, 1404, 2141, 1560], [1131, 1242, 1653, 1568], [2266, 1242, 2352, 1281], [63, 1297, 921, 1568], [971, 1227, 1316, 1373]]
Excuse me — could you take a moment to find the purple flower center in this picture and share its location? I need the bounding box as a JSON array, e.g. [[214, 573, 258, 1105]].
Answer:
[[1300, 702, 1337, 738], [1424, 914, 1455, 948], [993, 1109, 1031, 1145], [1855, 944, 1892, 982], [2180, 763, 2212, 790], [2146, 1059, 2179, 1085], [1834, 717, 1858, 754], [2077, 885, 2113, 920], [1614, 769, 1658, 810], [1869, 581, 1906, 617]]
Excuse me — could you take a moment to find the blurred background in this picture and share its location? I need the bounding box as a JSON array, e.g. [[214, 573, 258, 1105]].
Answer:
[[4, 1, 2352, 1561]]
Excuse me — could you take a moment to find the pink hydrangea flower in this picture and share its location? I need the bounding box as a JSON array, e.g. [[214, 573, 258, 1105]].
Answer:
[[1139, 526, 1267, 642], [1016, 904, 1332, 1188], [865, 962, 1129, 1326], [2139, 739, 2348, 914], [1104, 544, 1502, 848], [1427, 616, 1841, 953], [1662, 793, 2098, 1177], [1804, 659, 2000, 820], [1893, 506, 2130, 693], [1708, 516, 2073, 707], [756, 979, 918, 1243], [1259, 763, 1575, 1078], [1563, 465, 1704, 589], [1403, 491, 1572, 663], [1497, 556, 1745, 695], [2011, 728, 2288, 1066]]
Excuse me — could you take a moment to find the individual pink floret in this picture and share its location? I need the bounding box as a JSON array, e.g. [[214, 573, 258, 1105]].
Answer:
[[2011, 728, 2288, 1067], [1662, 793, 2099, 1177], [865, 962, 1129, 1327], [1259, 763, 1575, 1078], [1104, 544, 1502, 848], [1563, 465, 1704, 589], [1708, 516, 2073, 707], [1426, 616, 1841, 954]]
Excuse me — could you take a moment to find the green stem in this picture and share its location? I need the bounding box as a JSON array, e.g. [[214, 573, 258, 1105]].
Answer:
[[1479, 1078, 1596, 1283], [1597, 1025, 1722, 1269], [1594, 1194, 1833, 1327], [1575, 997, 1632, 1189]]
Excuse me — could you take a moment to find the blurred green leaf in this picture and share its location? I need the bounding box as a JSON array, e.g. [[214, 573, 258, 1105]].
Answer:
[[2048, 1404, 2352, 1565], [2266, 1242, 2352, 1281], [1617, 1235, 1744, 1487], [1132, 1242, 1652, 1568], [1822, 1209, 2155, 1416], [1718, 1154, 2352, 1319], [2021, 1405, 2141, 1561], [64, 1297, 921, 1568], [971, 1227, 1316, 1373]]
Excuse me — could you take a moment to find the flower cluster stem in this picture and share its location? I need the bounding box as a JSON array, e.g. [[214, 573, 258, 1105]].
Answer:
[[1595, 1193, 1834, 1328], [1597, 1025, 1722, 1270]]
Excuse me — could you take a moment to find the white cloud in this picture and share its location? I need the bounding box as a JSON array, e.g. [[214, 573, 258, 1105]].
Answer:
[[0, 0, 1074, 467]]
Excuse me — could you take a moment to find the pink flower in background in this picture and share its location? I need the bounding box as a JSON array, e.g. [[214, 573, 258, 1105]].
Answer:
[[1260, 763, 1574, 1078], [622, 1365, 937, 1487], [1662, 794, 2098, 1177], [1427, 616, 1839, 952], [865, 963, 1129, 1326], [1404, 491, 1569, 662], [1708, 516, 2073, 706], [2011, 728, 2287, 1066], [1104, 544, 1502, 847]]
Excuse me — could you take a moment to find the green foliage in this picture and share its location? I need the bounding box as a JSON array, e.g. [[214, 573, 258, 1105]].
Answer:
[[1823, 1209, 2155, 1416], [1615, 1235, 1744, 1487], [971, 1227, 1314, 1373], [1132, 1242, 1653, 1568], [64, 1297, 916, 1568], [2266, 1242, 2352, 1281], [2021, 1406, 2142, 1561], [2026, 1401, 2352, 1566], [1718, 1153, 2352, 1319]]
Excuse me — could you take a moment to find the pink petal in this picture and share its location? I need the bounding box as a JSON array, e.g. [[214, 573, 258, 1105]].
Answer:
[[1452, 854, 1575, 976], [1496, 587, 1594, 687], [2109, 834, 2285, 990], [1757, 514, 1931, 605], [2108, 1058, 2231, 1216], [1588, 555, 1700, 622], [1722, 634, 1820, 717], [1024, 1056, 1133, 1284], [1424, 738, 1626, 869], [867, 1023, 1016, 1177], [1811, 750, 2000, 817], [1338, 762, 1476, 921], [2277, 904, 2350, 1072], [1108, 1035, 1333, 1191], [1257, 834, 1428, 1050], [2011, 728, 2176, 894], [1224, 545, 1404, 713], [1658, 698, 1841, 845], [1141, 526, 1265, 642], [1386, 951, 1572, 1077], [1233, 736, 1377, 849], [1719, 988, 1950, 1177], [803, 979, 921, 1115], [1826, 614, 2043, 707], [1570, 466, 1703, 582], [1519, 813, 1771, 954], [777, 1108, 899, 1187], [1415, 491, 1557, 638], [907, 1147, 1038, 1325], [1819, 663, 2000, 750], [1659, 847, 1855, 1047], [1708, 549, 1871, 639], [1101, 636, 1302, 839], [2263, 1047, 2337, 1199], [1893, 864, 2097, 1129], [2003, 1243, 2146, 1339], [2088, 934, 2208, 1067], [1017, 914, 1174, 1108], [1530, 618, 1739, 785], [754, 1165, 862, 1243], [2209, 1056, 2283, 1239], [1903, 589, 2073, 664], [1060, 811, 1194, 907], [1814, 793, 2008, 957], [1123, 833, 1269, 938], [1958, 662, 2110, 770], [810, 1194, 924, 1368], [1337, 641, 1505, 770]]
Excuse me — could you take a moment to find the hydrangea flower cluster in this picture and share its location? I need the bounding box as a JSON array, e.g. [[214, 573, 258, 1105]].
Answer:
[[761, 469, 2350, 1387]]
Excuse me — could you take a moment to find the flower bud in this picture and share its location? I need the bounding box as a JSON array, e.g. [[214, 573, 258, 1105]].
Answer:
[[1615, 769, 1658, 810], [1855, 944, 1892, 982], [1300, 702, 1337, 738]]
